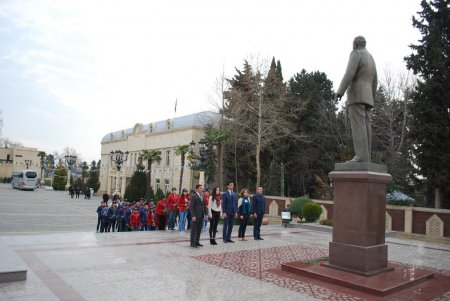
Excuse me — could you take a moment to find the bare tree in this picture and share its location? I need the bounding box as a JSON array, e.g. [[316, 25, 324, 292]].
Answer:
[[208, 67, 231, 189], [225, 59, 291, 188], [372, 68, 416, 189]]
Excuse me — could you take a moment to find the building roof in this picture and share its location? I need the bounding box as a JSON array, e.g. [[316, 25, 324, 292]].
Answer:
[[101, 111, 219, 144]]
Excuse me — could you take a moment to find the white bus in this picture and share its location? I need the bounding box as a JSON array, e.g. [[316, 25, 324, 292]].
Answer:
[[11, 170, 38, 190]]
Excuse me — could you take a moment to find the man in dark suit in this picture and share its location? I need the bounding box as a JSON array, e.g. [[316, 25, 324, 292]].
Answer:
[[337, 36, 377, 163], [189, 184, 207, 248], [252, 186, 266, 240], [222, 182, 237, 243]]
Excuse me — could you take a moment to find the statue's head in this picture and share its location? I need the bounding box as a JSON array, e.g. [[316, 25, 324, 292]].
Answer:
[[353, 36, 366, 50]]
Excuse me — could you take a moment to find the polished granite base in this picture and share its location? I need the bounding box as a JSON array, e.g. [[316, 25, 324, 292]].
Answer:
[[281, 261, 435, 296]]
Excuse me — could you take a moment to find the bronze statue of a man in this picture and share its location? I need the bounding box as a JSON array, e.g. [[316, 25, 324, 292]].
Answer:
[[337, 36, 377, 163]]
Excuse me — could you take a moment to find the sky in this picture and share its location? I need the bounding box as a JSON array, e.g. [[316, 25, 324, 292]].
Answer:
[[0, 0, 422, 163]]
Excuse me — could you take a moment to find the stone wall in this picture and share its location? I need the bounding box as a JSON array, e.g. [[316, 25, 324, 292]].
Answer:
[[261, 195, 450, 238]]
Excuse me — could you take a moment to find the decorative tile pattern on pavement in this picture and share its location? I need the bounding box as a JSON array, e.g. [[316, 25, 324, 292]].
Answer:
[[194, 245, 450, 301]]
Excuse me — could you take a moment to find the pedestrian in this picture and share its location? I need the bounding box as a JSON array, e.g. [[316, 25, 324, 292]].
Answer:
[[75, 186, 80, 198], [117, 201, 126, 232], [252, 186, 266, 240], [96, 202, 104, 232], [202, 189, 210, 232], [125, 202, 133, 231], [140, 204, 149, 231], [237, 188, 252, 241], [166, 187, 177, 231], [222, 182, 237, 243], [68, 185, 74, 198], [108, 203, 117, 232], [103, 193, 109, 204], [189, 184, 207, 248], [147, 202, 156, 231], [130, 207, 141, 231], [177, 188, 189, 233], [156, 197, 166, 230], [208, 187, 222, 245], [85, 187, 91, 200], [100, 203, 109, 233]]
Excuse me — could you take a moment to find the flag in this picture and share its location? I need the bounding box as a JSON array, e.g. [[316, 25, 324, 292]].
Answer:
[[174, 98, 177, 112]]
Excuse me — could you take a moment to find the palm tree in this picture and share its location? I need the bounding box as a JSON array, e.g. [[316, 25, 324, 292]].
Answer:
[[174, 144, 190, 192], [139, 149, 162, 198], [37, 151, 46, 180], [206, 127, 230, 189]]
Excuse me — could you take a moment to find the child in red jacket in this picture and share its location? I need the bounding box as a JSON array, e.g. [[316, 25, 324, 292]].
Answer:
[[130, 208, 141, 231], [156, 197, 166, 230]]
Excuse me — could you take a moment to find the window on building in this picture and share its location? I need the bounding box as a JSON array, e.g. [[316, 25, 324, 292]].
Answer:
[[155, 179, 160, 191], [165, 150, 170, 166], [164, 179, 169, 194]]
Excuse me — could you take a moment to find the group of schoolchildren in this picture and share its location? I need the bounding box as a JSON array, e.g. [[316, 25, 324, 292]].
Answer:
[[96, 187, 200, 234], [96, 184, 266, 246]]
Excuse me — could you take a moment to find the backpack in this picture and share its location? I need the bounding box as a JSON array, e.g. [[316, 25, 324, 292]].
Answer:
[[101, 208, 108, 218]]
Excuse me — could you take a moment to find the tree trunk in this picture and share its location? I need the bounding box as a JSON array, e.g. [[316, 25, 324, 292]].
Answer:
[[147, 161, 152, 196], [179, 155, 185, 192], [234, 133, 239, 192], [256, 94, 262, 189]]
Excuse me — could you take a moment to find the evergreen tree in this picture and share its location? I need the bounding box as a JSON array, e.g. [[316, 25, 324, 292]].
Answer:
[[283, 69, 339, 198], [124, 170, 147, 202], [86, 170, 100, 193], [85, 159, 100, 193], [52, 167, 67, 191], [404, 0, 450, 208]]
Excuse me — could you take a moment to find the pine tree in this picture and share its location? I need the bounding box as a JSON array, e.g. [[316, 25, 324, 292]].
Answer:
[[283, 69, 339, 197], [404, 0, 450, 208], [124, 170, 147, 202], [52, 167, 67, 191]]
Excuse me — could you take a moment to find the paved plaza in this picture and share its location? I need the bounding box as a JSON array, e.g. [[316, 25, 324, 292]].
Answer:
[[0, 185, 449, 300], [0, 184, 100, 235]]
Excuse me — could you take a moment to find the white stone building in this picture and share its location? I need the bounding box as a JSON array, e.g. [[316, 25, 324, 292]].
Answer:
[[99, 111, 218, 196]]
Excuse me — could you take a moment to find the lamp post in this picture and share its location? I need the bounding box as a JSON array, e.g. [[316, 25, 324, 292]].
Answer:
[[24, 159, 31, 169], [64, 155, 77, 190], [190, 138, 213, 186], [110, 150, 129, 194]]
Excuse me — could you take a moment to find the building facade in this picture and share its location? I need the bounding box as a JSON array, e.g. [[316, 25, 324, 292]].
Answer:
[[0, 144, 40, 178], [99, 111, 218, 196]]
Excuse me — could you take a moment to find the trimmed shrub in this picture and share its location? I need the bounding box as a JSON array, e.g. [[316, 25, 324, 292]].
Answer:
[[289, 197, 313, 220], [302, 203, 322, 223]]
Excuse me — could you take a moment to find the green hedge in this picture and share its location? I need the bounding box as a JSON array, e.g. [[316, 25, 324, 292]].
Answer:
[[289, 197, 313, 220], [302, 203, 322, 222]]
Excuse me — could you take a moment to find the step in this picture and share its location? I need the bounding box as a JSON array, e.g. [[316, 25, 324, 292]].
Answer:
[[0, 240, 27, 283]]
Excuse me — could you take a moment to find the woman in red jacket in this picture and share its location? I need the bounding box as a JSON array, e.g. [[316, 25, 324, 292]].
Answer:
[[177, 188, 190, 233], [156, 197, 166, 230]]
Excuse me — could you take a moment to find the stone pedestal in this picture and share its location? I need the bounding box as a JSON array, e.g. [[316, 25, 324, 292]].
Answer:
[[327, 163, 392, 276]]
